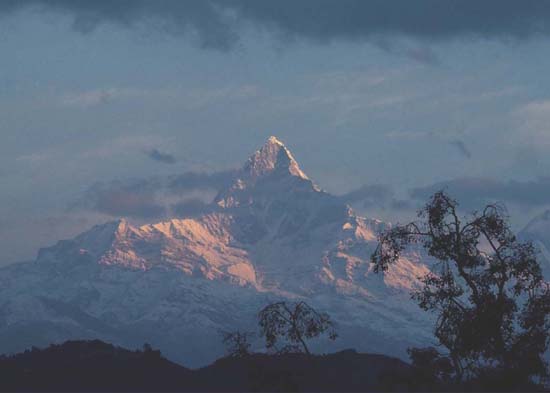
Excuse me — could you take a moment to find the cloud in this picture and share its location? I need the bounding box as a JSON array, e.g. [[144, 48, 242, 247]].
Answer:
[[404, 46, 440, 65], [145, 148, 177, 164], [342, 177, 550, 220], [168, 170, 236, 192], [340, 184, 412, 211], [449, 139, 472, 159], [230, 1, 550, 42], [514, 100, 550, 146], [3, 1, 239, 50], [73, 170, 236, 220], [410, 177, 550, 210], [4, 1, 550, 50], [385, 130, 435, 140], [59, 87, 156, 108], [340, 184, 394, 205], [60, 89, 114, 108], [373, 38, 440, 65], [172, 199, 212, 218], [384, 132, 473, 159], [16, 150, 57, 164], [58, 85, 258, 113], [76, 180, 167, 219]]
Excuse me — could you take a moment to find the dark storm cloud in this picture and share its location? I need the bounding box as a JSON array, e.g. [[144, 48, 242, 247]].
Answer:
[[4, 1, 550, 49], [449, 140, 472, 159], [410, 177, 550, 210], [230, 1, 550, 42], [145, 148, 177, 164], [73, 170, 236, 220], [1, 0, 239, 50]]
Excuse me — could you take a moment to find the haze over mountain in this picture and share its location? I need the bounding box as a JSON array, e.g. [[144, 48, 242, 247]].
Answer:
[[518, 210, 550, 279], [0, 137, 433, 366]]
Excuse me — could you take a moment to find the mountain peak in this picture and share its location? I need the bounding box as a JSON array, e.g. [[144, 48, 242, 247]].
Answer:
[[243, 136, 308, 181], [214, 136, 320, 208], [266, 135, 284, 146]]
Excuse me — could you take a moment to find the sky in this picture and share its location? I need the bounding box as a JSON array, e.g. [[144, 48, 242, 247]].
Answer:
[[2, 1, 550, 264]]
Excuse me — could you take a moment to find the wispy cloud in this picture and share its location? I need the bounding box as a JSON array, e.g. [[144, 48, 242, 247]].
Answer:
[[449, 140, 472, 159], [385, 130, 435, 140], [72, 170, 236, 220], [339, 183, 413, 212], [518, 100, 550, 115], [60, 88, 127, 108], [514, 99, 550, 146], [59, 85, 258, 110], [374, 38, 440, 65], [79, 135, 173, 160], [313, 71, 387, 91], [16, 150, 57, 164], [405, 46, 440, 66], [410, 177, 550, 209], [84, 185, 166, 219], [145, 149, 177, 164]]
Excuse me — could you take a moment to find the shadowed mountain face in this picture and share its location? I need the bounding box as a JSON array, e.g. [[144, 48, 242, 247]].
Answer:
[[0, 340, 412, 392], [0, 137, 434, 366]]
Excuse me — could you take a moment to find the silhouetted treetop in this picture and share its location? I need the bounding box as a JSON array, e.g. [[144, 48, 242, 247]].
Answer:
[[258, 301, 337, 355], [221, 331, 253, 358], [371, 190, 550, 388]]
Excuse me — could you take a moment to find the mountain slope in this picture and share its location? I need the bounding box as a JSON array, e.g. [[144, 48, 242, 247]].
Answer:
[[0, 136, 434, 366]]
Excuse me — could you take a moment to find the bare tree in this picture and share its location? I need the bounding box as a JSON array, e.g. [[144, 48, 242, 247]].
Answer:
[[258, 301, 337, 355], [221, 331, 253, 357], [371, 191, 550, 387]]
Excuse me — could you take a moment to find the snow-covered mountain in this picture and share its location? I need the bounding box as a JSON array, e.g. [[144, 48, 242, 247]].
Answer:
[[0, 136, 434, 366]]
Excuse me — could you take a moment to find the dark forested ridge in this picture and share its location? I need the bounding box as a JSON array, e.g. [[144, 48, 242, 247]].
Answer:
[[0, 340, 412, 392], [0, 340, 190, 392]]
